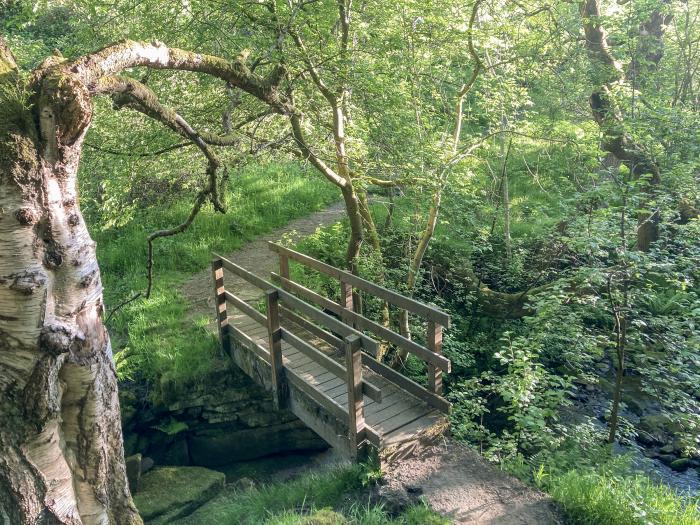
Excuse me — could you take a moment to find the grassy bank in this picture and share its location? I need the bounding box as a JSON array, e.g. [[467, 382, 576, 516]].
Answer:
[[174, 464, 447, 525], [87, 162, 338, 397], [546, 469, 700, 525]]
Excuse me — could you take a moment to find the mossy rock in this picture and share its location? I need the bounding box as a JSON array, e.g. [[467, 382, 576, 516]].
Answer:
[[301, 509, 348, 525], [670, 458, 692, 472], [638, 414, 680, 443], [134, 466, 225, 524]]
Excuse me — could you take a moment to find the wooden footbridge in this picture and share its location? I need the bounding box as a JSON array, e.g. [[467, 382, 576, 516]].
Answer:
[[211, 243, 451, 462]]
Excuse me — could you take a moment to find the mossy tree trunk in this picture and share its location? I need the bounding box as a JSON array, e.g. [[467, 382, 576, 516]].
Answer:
[[580, 0, 666, 251]]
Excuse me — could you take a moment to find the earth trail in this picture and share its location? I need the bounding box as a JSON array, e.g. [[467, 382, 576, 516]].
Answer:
[[179, 201, 561, 524], [381, 439, 562, 524], [181, 200, 346, 320]]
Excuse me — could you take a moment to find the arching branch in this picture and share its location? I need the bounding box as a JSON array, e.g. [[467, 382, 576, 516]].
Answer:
[[68, 39, 291, 113]]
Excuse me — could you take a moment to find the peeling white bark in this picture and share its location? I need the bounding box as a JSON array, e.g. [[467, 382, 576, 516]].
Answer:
[[1, 51, 141, 525]]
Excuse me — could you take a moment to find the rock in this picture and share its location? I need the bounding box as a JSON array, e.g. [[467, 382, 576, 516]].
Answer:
[[659, 444, 675, 454], [133, 466, 225, 524], [155, 437, 190, 466], [124, 362, 331, 470], [141, 456, 155, 474], [405, 484, 423, 495], [642, 449, 660, 459], [657, 454, 677, 467], [638, 414, 673, 444], [234, 477, 256, 491], [301, 509, 348, 524], [670, 458, 692, 472], [636, 430, 662, 447], [125, 454, 142, 494]]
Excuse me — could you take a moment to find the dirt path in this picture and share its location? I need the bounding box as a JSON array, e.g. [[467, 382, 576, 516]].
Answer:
[[379, 439, 562, 524], [181, 201, 346, 321]]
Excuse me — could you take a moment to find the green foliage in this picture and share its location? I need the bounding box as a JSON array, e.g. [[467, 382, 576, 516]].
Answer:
[[8, 0, 700, 522]]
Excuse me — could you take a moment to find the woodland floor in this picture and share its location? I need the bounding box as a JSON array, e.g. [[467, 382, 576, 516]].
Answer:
[[179, 201, 562, 524]]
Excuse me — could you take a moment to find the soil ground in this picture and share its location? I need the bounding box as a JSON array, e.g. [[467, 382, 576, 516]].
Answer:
[[181, 200, 347, 319], [380, 438, 562, 524]]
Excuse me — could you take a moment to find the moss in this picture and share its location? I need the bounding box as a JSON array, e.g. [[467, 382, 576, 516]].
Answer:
[[133, 466, 224, 522], [300, 509, 347, 525], [670, 458, 692, 472]]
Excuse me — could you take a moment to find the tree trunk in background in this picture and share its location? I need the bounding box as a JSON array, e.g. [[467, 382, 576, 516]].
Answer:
[[500, 134, 512, 260], [580, 0, 664, 251], [0, 46, 140, 525]]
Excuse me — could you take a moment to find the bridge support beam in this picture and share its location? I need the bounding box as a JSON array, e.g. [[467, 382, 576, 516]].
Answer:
[[345, 335, 365, 458], [266, 289, 286, 410]]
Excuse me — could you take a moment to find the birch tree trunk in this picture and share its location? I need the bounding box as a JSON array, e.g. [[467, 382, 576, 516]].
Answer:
[[0, 46, 141, 525], [0, 35, 308, 523]]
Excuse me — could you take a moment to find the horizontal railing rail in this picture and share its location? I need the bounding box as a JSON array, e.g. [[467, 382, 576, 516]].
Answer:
[[266, 243, 451, 401], [268, 242, 450, 326], [271, 272, 450, 372]]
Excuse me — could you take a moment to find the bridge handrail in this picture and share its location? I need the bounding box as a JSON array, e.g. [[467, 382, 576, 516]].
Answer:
[[213, 253, 377, 353], [212, 253, 383, 454], [267, 242, 451, 396], [267, 242, 450, 326]]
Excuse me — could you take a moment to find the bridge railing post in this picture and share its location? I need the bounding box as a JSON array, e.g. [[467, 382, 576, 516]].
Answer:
[[211, 258, 230, 356], [279, 252, 290, 280], [339, 280, 356, 328], [266, 289, 286, 410], [427, 321, 443, 395], [345, 335, 365, 457]]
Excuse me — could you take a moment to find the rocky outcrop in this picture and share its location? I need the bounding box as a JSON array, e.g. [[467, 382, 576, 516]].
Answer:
[[121, 362, 327, 469], [134, 467, 225, 524]]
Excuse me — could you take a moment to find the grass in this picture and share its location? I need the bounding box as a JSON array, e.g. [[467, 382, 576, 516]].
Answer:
[[547, 469, 700, 525], [173, 464, 449, 525], [88, 161, 339, 399]]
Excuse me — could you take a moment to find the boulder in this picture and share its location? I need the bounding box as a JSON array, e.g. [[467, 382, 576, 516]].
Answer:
[[134, 466, 225, 524], [670, 458, 692, 472], [123, 361, 330, 469], [657, 454, 677, 467], [638, 414, 673, 444], [636, 430, 662, 447], [141, 456, 155, 474], [125, 454, 142, 494]]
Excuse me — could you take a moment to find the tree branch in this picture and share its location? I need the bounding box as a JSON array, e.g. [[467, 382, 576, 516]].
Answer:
[[68, 39, 292, 113]]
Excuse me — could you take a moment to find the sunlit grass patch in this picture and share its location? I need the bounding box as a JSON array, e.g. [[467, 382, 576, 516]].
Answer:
[[548, 470, 700, 525]]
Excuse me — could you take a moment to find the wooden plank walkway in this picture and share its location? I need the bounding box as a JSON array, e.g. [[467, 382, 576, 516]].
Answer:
[[211, 246, 451, 462]]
